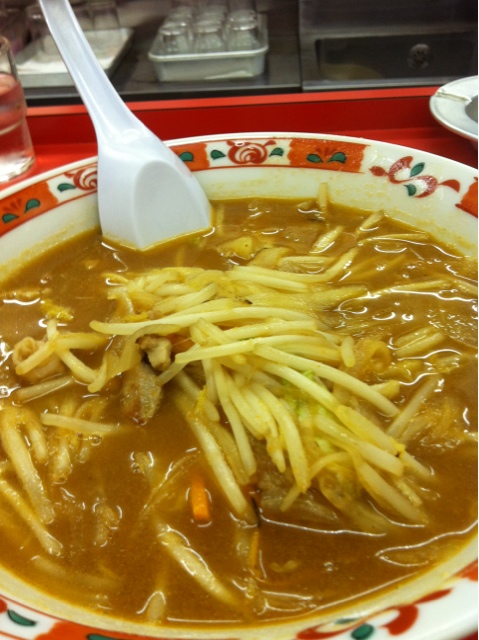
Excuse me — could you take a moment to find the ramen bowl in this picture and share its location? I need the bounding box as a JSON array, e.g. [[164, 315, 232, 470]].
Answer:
[[0, 132, 477, 640]]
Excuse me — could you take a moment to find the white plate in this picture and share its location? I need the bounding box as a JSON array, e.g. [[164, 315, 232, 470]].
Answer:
[[430, 76, 478, 143]]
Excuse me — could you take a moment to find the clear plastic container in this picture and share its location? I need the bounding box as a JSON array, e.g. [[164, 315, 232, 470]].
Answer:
[[148, 11, 268, 82]]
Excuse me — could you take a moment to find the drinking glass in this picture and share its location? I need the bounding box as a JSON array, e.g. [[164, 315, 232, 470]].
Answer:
[[171, 0, 196, 9], [88, 0, 120, 31], [198, 4, 227, 22], [0, 35, 35, 183], [168, 6, 195, 23], [226, 11, 259, 50], [193, 21, 224, 53], [229, 0, 256, 10], [73, 2, 93, 31], [88, 0, 122, 55], [26, 3, 59, 60], [158, 23, 191, 54]]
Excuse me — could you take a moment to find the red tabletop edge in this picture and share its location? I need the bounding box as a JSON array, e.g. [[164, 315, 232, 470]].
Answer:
[[1, 87, 477, 191]]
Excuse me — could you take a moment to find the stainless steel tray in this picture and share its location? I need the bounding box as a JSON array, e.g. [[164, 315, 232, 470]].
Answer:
[[15, 28, 133, 88], [148, 16, 268, 82]]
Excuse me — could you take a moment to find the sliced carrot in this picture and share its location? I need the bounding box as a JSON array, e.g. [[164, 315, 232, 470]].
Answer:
[[189, 472, 211, 523], [169, 333, 194, 353], [248, 528, 261, 576]]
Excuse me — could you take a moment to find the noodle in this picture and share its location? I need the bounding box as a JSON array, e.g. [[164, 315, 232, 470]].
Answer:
[[174, 390, 256, 523], [156, 524, 242, 609], [311, 225, 344, 252], [211, 361, 257, 478], [23, 413, 49, 464], [14, 374, 74, 403], [40, 412, 119, 435], [256, 346, 398, 416], [14, 340, 55, 375], [387, 375, 441, 439], [353, 458, 425, 523], [0, 475, 62, 555], [253, 384, 310, 492], [0, 408, 54, 524], [0, 195, 476, 625], [91, 305, 315, 336], [174, 371, 220, 422]]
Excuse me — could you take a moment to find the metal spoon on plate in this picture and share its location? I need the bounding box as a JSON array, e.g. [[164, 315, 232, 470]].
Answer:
[[38, 0, 211, 250]]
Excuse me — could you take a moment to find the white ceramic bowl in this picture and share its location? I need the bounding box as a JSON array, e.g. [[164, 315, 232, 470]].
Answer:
[[0, 132, 477, 640]]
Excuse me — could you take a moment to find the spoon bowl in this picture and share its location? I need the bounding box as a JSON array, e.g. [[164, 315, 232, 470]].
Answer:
[[38, 0, 211, 249]]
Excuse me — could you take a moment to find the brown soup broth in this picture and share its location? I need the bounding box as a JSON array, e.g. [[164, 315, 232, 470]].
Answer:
[[0, 198, 477, 626]]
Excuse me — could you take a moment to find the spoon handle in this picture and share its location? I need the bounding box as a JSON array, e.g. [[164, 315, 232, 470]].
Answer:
[[38, 0, 146, 143]]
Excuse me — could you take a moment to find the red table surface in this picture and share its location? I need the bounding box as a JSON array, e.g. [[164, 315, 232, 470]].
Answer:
[[1, 86, 477, 191]]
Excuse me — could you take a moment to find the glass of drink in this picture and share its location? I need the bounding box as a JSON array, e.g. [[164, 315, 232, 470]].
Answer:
[[0, 35, 35, 183]]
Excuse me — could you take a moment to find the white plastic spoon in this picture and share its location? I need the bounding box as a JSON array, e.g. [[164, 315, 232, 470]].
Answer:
[[38, 0, 211, 250]]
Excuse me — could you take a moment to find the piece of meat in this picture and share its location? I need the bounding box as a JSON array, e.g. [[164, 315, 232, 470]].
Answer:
[[120, 362, 163, 425], [137, 335, 172, 372]]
